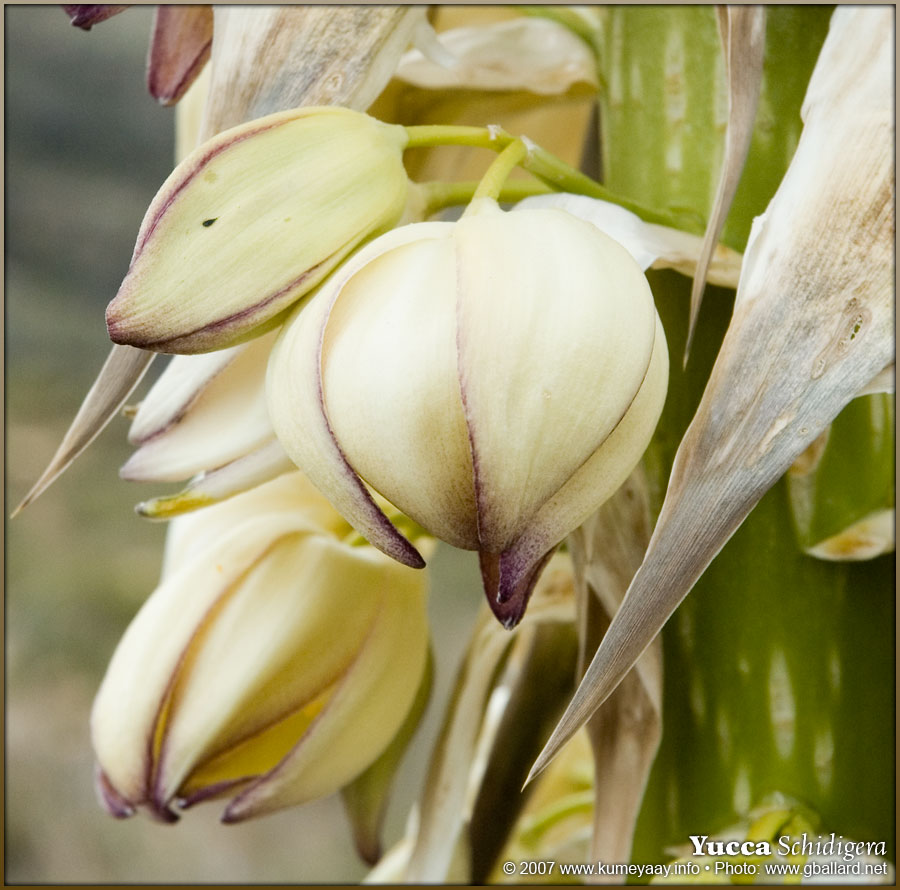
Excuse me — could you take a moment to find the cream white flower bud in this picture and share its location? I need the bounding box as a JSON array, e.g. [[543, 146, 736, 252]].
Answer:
[[106, 107, 411, 354], [91, 473, 430, 823], [267, 198, 668, 627]]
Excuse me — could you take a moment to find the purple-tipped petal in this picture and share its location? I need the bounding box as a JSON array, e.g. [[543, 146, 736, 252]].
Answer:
[[62, 5, 129, 30], [94, 765, 135, 819], [146, 797, 180, 824], [479, 547, 556, 630], [147, 5, 213, 106], [453, 202, 657, 554]]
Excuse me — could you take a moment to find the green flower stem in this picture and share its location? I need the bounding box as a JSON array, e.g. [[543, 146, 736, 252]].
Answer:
[[420, 179, 555, 216], [403, 124, 680, 228], [469, 139, 529, 206]]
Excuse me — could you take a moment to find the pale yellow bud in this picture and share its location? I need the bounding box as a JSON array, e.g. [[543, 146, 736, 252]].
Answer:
[[267, 198, 668, 626], [91, 473, 429, 823], [106, 107, 411, 354]]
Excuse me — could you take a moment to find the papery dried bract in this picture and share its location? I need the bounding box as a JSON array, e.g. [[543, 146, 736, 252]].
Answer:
[[62, 5, 129, 30], [203, 7, 426, 137], [147, 5, 213, 106], [91, 474, 430, 823], [533, 6, 894, 779], [267, 199, 668, 626], [106, 107, 411, 354]]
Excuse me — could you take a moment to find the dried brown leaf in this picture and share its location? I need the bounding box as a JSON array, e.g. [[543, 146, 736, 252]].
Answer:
[[201, 7, 425, 138], [569, 469, 662, 875], [684, 6, 765, 364], [532, 6, 894, 778], [147, 5, 213, 106], [12, 345, 154, 516]]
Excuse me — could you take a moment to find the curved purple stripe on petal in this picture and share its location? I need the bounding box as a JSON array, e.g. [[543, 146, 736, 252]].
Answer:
[[312, 291, 425, 570]]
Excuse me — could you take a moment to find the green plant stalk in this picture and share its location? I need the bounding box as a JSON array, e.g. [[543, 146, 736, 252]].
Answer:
[[420, 179, 555, 216], [787, 393, 895, 554], [404, 124, 681, 228], [588, 4, 895, 864], [469, 139, 529, 205]]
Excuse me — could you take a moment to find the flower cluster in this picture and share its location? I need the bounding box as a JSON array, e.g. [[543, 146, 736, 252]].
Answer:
[[76, 104, 670, 830]]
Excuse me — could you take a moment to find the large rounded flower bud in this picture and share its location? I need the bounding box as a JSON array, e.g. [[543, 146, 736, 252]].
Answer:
[[267, 198, 668, 626]]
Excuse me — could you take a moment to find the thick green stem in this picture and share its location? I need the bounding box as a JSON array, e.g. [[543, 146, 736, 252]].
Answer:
[[589, 4, 894, 862]]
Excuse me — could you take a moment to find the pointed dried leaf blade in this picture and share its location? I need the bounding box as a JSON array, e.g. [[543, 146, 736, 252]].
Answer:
[[147, 5, 213, 106], [63, 5, 129, 30], [202, 7, 425, 138], [532, 6, 894, 777], [684, 6, 765, 364], [568, 470, 662, 866], [13, 345, 154, 516]]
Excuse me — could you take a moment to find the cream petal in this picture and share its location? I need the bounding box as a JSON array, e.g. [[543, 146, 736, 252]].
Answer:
[[454, 201, 657, 552], [160, 472, 348, 576], [221, 547, 428, 820], [322, 234, 479, 550], [136, 438, 296, 521], [153, 535, 389, 806], [122, 331, 278, 482], [127, 349, 241, 445], [515, 193, 743, 288], [106, 108, 409, 353], [514, 193, 663, 270], [90, 511, 313, 810], [502, 316, 669, 582], [267, 227, 451, 570]]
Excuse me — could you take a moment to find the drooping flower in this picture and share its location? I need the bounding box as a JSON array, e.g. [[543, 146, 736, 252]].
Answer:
[[91, 473, 431, 823], [106, 107, 414, 354], [267, 197, 668, 627]]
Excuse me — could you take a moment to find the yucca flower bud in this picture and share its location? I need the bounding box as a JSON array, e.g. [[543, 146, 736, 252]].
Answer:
[[106, 107, 412, 354], [267, 197, 668, 627], [91, 473, 430, 823]]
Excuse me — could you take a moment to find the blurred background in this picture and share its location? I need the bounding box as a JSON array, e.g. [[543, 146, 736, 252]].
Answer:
[[5, 6, 483, 881]]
